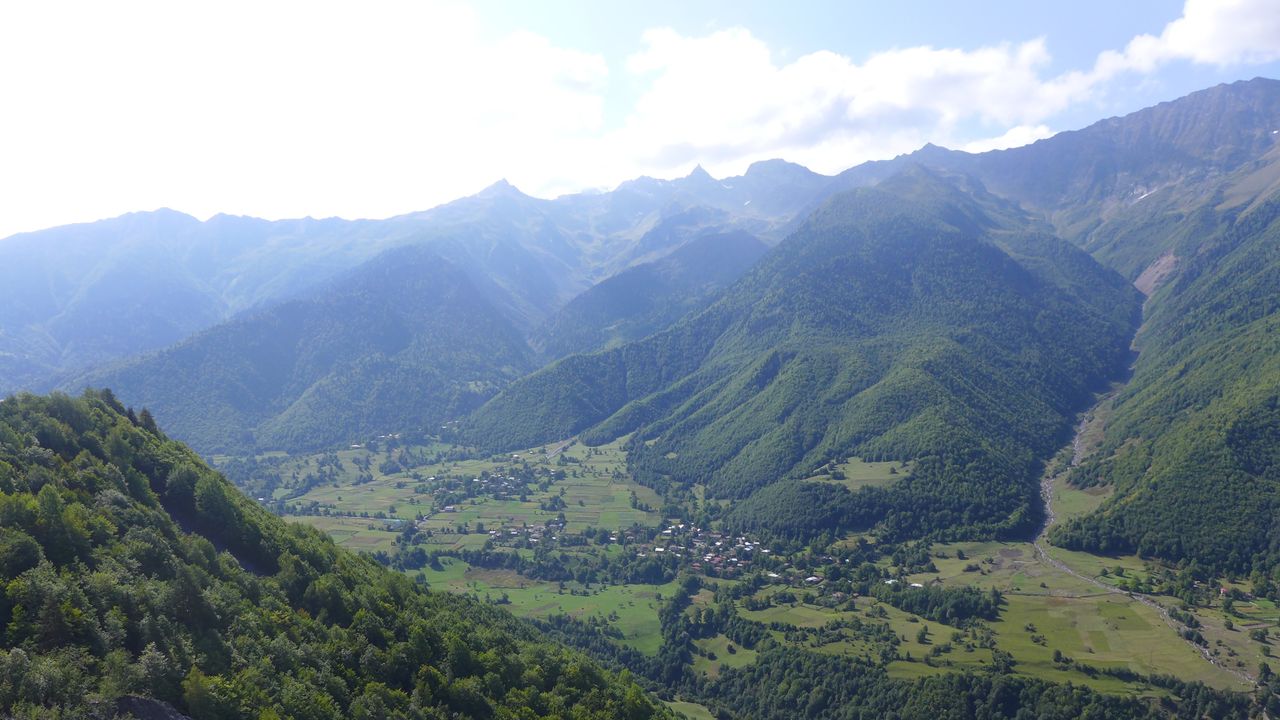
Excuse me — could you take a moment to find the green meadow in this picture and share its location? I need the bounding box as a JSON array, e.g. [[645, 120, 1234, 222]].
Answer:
[[806, 456, 911, 491], [417, 557, 677, 655]]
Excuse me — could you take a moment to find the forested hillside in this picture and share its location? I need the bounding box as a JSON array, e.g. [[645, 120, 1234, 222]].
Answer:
[[1051, 189, 1280, 574], [534, 231, 769, 359], [73, 247, 535, 454], [0, 391, 665, 718], [466, 169, 1141, 541]]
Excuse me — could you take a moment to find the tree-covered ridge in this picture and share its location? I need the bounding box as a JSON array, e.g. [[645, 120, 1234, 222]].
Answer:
[[0, 391, 666, 719], [697, 647, 1247, 720], [72, 246, 536, 455], [465, 170, 1141, 542], [1051, 190, 1280, 574]]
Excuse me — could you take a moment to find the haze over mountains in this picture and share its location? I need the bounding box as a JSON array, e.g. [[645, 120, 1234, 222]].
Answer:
[[0, 158, 827, 395]]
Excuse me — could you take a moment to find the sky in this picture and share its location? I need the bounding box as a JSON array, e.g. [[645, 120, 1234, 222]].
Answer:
[[2, 0, 1280, 239]]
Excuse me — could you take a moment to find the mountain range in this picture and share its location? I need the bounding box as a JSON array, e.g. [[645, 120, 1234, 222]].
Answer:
[[2, 76, 1278, 574]]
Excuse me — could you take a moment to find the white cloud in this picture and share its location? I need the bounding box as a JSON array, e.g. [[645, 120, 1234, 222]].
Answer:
[[962, 125, 1055, 154], [582, 0, 1280, 185], [595, 29, 1083, 181], [1094, 0, 1280, 78]]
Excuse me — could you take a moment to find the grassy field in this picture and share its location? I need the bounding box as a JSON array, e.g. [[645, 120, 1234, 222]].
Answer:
[[739, 572, 1240, 694], [995, 593, 1221, 691], [904, 537, 1245, 691], [665, 700, 716, 720], [806, 456, 910, 491], [692, 634, 759, 678], [289, 515, 403, 554], [416, 557, 676, 655], [1049, 476, 1113, 522]]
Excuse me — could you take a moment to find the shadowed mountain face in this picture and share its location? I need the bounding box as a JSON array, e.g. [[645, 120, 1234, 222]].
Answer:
[[533, 231, 770, 359], [465, 169, 1141, 541]]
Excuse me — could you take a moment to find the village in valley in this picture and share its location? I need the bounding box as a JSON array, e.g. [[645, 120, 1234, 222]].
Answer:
[[217, 430, 1280, 705]]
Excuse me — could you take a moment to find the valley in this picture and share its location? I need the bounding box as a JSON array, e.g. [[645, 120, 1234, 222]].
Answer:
[[6, 74, 1280, 718], [220, 388, 1271, 707]]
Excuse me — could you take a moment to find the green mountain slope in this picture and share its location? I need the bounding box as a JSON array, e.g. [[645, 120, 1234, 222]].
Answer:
[[831, 78, 1280, 279], [465, 169, 1141, 541], [71, 246, 534, 455], [0, 390, 665, 718], [1050, 191, 1280, 573], [534, 231, 769, 358]]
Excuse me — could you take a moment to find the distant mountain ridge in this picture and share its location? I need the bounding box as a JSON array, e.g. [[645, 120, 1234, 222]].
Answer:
[[1, 161, 831, 394], [12, 77, 1275, 397]]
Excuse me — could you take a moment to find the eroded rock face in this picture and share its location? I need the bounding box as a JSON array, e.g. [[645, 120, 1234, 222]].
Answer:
[[1134, 251, 1179, 296]]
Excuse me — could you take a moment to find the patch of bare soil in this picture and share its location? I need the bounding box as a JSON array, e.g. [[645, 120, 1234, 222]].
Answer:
[[1134, 251, 1179, 296]]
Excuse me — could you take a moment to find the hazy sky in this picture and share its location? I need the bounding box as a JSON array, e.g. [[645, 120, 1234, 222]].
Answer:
[[3, 0, 1280, 238]]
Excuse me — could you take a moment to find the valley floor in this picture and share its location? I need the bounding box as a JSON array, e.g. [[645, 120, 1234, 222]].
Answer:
[[218, 406, 1272, 708]]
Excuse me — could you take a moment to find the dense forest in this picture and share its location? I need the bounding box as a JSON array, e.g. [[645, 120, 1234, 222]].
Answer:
[[698, 648, 1252, 720], [0, 391, 665, 718]]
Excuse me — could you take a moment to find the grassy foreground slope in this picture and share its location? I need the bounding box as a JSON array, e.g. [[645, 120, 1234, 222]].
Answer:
[[466, 170, 1141, 542], [0, 391, 666, 719]]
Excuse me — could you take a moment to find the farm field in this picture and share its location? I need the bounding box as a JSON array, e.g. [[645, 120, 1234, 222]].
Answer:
[[258, 436, 661, 550], [692, 634, 758, 677], [289, 515, 402, 554]]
